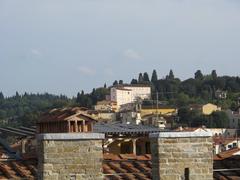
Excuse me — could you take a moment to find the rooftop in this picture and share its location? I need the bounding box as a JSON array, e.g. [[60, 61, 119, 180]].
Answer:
[[37, 107, 97, 123], [0, 123, 162, 137], [112, 84, 151, 88]]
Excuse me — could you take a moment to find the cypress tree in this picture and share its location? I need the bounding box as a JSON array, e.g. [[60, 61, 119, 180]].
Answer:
[[151, 69, 158, 82]]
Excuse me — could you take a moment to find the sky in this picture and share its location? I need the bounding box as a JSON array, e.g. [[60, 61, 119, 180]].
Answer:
[[0, 0, 240, 97]]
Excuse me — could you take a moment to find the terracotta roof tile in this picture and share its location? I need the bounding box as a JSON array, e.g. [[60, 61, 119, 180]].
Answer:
[[214, 148, 240, 161]]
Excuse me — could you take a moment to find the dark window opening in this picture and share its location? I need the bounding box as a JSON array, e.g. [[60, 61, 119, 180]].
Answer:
[[184, 168, 189, 180]]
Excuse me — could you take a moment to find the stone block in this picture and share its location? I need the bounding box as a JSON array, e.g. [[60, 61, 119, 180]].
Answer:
[[38, 133, 104, 180], [150, 132, 213, 180]]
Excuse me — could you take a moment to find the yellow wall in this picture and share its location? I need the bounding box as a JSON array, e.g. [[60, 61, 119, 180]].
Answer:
[[140, 108, 177, 117], [202, 103, 220, 115], [106, 137, 150, 155]]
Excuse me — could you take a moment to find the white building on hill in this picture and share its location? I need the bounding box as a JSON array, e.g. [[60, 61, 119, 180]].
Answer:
[[110, 84, 151, 106]]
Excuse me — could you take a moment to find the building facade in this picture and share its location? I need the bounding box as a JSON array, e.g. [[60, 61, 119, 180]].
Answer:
[[110, 85, 151, 106], [226, 109, 240, 129]]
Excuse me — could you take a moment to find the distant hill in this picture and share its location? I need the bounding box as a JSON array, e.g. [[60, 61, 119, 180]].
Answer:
[[1, 69, 240, 127]]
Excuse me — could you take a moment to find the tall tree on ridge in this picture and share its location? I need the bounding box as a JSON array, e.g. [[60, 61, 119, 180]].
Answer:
[[143, 72, 150, 82], [113, 80, 118, 86], [168, 69, 174, 80], [0, 92, 4, 100], [211, 70, 217, 79], [138, 73, 144, 83], [131, 79, 138, 84], [194, 70, 203, 80], [151, 69, 158, 83]]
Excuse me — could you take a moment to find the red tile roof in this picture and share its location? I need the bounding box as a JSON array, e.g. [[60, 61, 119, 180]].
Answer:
[[0, 160, 37, 179], [38, 107, 97, 123], [103, 154, 152, 180], [214, 148, 240, 161], [0, 151, 240, 179], [213, 137, 237, 145]]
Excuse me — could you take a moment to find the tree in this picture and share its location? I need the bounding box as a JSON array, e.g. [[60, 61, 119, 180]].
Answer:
[[131, 79, 138, 84], [0, 92, 4, 100], [76, 91, 93, 108], [138, 73, 144, 83], [194, 70, 203, 80], [178, 107, 204, 127], [113, 80, 118, 86], [76, 92, 82, 104], [209, 111, 229, 128], [143, 72, 150, 82], [15, 91, 20, 98], [119, 80, 123, 85], [91, 87, 110, 105], [211, 70, 217, 79], [175, 92, 190, 106], [81, 90, 84, 95], [0, 110, 6, 119], [104, 83, 107, 88], [151, 70, 158, 83], [179, 78, 197, 97], [168, 69, 174, 80]]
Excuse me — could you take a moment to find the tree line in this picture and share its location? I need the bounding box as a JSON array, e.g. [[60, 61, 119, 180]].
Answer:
[[121, 69, 240, 110], [0, 69, 240, 127], [0, 87, 110, 127], [0, 92, 73, 127]]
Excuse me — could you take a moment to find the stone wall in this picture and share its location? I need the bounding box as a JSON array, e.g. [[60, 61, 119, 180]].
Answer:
[[150, 132, 213, 180], [37, 133, 104, 180]]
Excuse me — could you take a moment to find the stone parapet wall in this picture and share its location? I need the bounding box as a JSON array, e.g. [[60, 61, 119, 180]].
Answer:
[[150, 132, 213, 180], [37, 133, 104, 180]]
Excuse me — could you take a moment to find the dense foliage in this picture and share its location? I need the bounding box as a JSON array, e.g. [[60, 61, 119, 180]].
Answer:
[[177, 107, 229, 128], [0, 87, 110, 127], [0, 93, 73, 127], [128, 69, 240, 110]]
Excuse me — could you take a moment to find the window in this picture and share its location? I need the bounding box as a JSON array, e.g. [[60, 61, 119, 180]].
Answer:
[[184, 168, 189, 180]]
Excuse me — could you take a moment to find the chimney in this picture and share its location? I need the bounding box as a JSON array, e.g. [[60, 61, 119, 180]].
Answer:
[[150, 131, 213, 180], [37, 133, 104, 180], [37, 108, 104, 180]]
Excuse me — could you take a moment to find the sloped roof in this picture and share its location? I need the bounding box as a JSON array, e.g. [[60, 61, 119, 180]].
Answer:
[[93, 122, 162, 135], [38, 107, 97, 123], [213, 137, 238, 146], [214, 148, 240, 161], [0, 160, 37, 179], [103, 154, 151, 180]]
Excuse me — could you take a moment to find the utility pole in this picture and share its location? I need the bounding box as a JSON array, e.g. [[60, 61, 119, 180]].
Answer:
[[156, 91, 159, 122]]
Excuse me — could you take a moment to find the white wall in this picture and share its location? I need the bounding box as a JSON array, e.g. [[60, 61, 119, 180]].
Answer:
[[110, 86, 151, 106]]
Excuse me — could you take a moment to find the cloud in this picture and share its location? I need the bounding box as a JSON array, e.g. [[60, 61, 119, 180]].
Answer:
[[123, 49, 143, 60], [77, 66, 95, 76], [30, 49, 42, 56]]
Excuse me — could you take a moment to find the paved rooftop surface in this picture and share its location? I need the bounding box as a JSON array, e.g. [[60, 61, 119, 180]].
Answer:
[[0, 123, 162, 137]]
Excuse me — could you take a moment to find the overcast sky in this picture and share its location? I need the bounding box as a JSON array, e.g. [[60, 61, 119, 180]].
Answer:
[[0, 0, 240, 97]]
